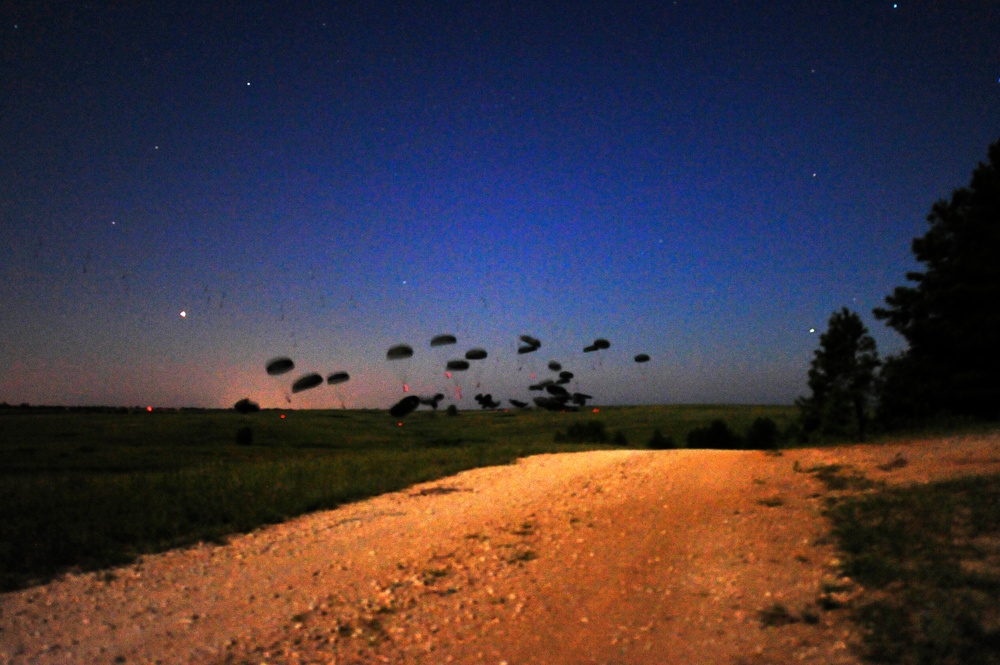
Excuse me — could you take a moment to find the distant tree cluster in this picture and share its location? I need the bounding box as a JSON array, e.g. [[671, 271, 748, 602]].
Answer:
[[798, 138, 1000, 437], [684, 417, 780, 450], [233, 398, 261, 414]]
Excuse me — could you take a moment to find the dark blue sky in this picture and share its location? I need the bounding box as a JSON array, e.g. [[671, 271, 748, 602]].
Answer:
[[2, 1, 998, 409]]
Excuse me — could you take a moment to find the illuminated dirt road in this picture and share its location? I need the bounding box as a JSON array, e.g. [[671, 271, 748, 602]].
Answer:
[[3, 435, 998, 664]]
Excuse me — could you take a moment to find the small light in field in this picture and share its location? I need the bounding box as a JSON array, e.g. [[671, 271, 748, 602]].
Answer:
[[403, 384, 410, 392], [397, 422, 403, 427], [809, 328, 815, 333], [592, 408, 600, 413], [146, 406, 153, 412], [180, 311, 186, 318], [280, 413, 286, 419]]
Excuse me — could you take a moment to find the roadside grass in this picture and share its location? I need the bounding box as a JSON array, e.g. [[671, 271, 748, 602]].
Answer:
[[823, 471, 1000, 664], [0, 404, 795, 591]]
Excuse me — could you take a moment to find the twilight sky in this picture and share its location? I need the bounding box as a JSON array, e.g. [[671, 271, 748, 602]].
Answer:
[[2, 1, 998, 409]]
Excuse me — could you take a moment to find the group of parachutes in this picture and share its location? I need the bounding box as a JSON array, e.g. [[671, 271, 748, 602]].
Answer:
[[265, 334, 650, 418]]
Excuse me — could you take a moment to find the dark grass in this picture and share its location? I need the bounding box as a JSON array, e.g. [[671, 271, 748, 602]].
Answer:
[[0, 404, 796, 591], [825, 472, 1000, 664]]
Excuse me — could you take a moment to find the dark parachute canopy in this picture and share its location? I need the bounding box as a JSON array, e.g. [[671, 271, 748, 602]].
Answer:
[[558, 371, 574, 382], [386, 344, 414, 360], [634, 353, 650, 363], [584, 337, 611, 353], [474, 393, 501, 409], [327, 371, 350, 385], [389, 395, 420, 418], [291, 372, 323, 393], [547, 360, 562, 372], [446, 359, 470, 371], [509, 399, 529, 409], [430, 334, 457, 347], [545, 384, 569, 397], [465, 348, 488, 361], [419, 393, 445, 409], [517, 334, 542, 354], [266, 357, 295, 375]]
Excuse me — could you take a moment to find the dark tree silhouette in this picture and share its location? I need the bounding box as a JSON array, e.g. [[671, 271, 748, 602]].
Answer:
[[874, 139, 1000, 423], [233, 398, 261, 413], [797, 308, 879, 440]]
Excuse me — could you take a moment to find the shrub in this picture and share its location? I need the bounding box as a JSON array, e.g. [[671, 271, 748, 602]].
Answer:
[[647, 428, 675, 450], [445, 404, 459, 416], [745, 417, 779, 450], [233, 398, 261, 414], [612, 430, 629, 446], [554, 420, 608, 443], [686, 419, 742, 449]]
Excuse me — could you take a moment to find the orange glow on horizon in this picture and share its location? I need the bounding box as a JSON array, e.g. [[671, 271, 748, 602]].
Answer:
[[146, 406, 153, 412]]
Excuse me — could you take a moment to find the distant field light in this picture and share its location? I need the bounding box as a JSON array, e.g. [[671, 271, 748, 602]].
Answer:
[[146, 406, 153, 412]]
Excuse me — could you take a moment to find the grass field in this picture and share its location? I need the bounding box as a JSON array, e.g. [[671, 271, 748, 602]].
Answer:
[[0, 403, 795, 591], [817, 465, 1000, 664]]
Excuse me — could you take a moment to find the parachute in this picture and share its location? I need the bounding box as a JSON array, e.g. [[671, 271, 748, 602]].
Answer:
[[326, 371, 350, 385], [517, 334, 542, 355], [593, 338, 611, 350], [446, 359, 470, 372], [634, 353, 650, 363], [474, 393, 501, 409], [291, 372, 323, 393], [389, 395, 420, 418], [509, 399, 529, 409], [419, 393, 445, 410], [386, 344, 414, 360], [266, 357, 295, 375], [464, 348, 488, 361], [547, 360, 562, 372], [386, 343, 415, 392], [430, 334, 457, 347]]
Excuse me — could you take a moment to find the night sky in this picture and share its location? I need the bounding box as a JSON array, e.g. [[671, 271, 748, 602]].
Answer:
[[2, 1, 998, 410]]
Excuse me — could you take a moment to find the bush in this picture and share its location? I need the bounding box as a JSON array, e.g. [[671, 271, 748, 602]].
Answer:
[[612, 430, 629, 446], [554, 420, 608, 443], [745, 417, 779, 450], [647, 428, 675, 450], [686, 419, 742, 449], [445, 404, 459, 416], [233, 398, 261, 414]]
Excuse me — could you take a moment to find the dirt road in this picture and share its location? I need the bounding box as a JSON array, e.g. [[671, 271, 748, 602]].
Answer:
[[3, 434, 999, 664]]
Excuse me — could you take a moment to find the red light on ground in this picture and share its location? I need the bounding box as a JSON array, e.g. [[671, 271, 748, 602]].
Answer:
[[592, 408, 600, 413], [397, 422, 403, 427], [403, 384, 410, 392], [146, 406, 153, 412], [280, 414, 286, 419]]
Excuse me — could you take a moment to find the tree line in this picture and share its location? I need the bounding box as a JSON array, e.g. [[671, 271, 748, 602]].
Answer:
[[799, 138, 1000, 440]]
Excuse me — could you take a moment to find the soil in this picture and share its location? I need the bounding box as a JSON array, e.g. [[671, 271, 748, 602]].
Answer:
[[2, 433, 999, 665]]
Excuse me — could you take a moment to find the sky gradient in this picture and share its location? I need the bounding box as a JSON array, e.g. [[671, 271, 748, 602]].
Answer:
[[2, 1, 998, 409]]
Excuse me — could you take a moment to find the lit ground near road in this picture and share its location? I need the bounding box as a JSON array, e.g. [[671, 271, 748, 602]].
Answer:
[[3, 434, 999, 664]]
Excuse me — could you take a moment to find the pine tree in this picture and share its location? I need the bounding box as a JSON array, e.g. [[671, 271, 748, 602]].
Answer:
[[874, 139, 1000, 422], [797, 308, 880, 440]]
